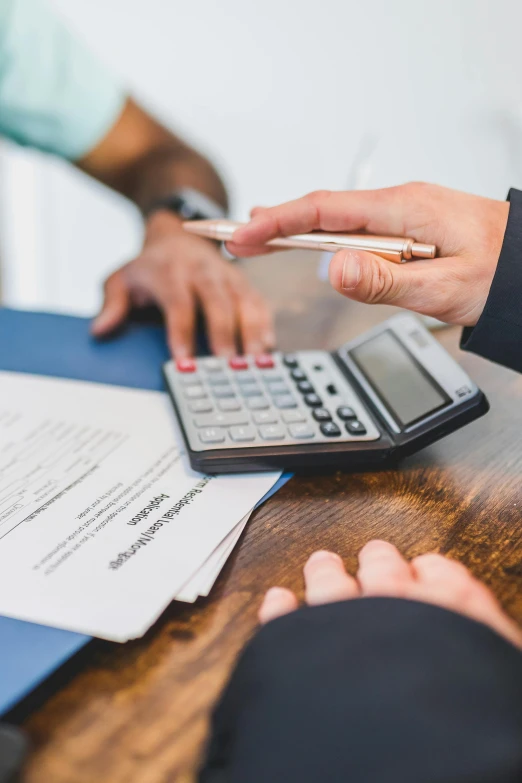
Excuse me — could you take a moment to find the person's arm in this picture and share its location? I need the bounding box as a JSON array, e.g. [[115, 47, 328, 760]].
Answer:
[[229, 183, 522, 372], [200, 544, 522, 783], [0, 0, 274, 358], [77, 97, 228, 212]]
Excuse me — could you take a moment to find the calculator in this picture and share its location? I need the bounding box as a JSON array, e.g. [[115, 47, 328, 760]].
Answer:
[[163, 314, 489, 474]]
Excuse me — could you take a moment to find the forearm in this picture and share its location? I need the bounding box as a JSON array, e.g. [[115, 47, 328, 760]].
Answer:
[[116, 140, 228, 215], [78, 98, 228, 214]]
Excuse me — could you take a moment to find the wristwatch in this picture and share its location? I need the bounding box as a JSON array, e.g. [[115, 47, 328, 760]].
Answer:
[[145, 187, 227, 221]]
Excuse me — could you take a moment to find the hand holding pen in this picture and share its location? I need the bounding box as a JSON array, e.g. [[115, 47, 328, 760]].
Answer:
[[223, 184, 510, 327]]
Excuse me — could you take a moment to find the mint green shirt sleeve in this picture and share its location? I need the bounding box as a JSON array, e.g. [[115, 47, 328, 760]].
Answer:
[[0, 0, 126, 159]]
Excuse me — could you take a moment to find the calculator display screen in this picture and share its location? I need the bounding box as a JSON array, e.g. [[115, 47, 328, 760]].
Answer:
[[350, 330, 450, 427]]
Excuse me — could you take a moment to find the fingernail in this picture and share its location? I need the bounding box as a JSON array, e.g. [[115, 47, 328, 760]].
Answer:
[[362, 539, 390, 552], [232, 227, 248, 242], [307, 550, 341, 565], [341, 251, 361, 290], [235, 216, 262, 239], [90, 315, 107, 334], [264, 586, 288, 600], [263, 331, 276, 348]]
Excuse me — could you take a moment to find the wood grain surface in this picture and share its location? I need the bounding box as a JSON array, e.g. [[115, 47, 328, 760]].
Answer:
[[18, 251, 522, 782]]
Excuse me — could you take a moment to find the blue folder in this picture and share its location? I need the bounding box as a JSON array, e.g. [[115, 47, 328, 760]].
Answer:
[[0, 308, 289, 715]]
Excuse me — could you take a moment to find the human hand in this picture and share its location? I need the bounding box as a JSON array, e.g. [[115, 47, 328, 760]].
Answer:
[[91, 211, 275, 359], [259, 540, 522, 649], [229, 184, 510, 326]]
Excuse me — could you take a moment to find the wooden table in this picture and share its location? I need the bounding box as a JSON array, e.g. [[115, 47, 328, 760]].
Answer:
[[19, 251, 522, 782]]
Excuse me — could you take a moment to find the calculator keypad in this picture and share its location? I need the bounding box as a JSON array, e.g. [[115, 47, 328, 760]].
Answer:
[[165, 350, 380, 452]]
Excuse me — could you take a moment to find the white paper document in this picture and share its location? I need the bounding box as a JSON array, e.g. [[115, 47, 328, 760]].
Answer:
[[0, 372, 280, 641], [175, 512, 252, 603]]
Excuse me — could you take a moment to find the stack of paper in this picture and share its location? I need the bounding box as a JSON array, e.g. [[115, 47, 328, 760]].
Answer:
[[0, 372, 281, 642]]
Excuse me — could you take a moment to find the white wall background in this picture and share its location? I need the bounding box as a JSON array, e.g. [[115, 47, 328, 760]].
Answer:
[[3, 0, 522, 314]]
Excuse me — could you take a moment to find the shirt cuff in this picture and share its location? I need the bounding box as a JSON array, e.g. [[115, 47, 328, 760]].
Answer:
[[460, 188, 522, 373]]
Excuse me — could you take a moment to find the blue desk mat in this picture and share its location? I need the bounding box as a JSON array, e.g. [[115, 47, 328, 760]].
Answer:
[[0, 308, 290, 715]]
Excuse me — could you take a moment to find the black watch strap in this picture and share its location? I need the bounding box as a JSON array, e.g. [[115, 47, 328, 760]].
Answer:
[[145, 187, 226, 221]]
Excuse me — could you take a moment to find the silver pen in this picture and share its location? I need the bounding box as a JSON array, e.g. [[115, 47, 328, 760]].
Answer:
[[183, 219, 436, 263]]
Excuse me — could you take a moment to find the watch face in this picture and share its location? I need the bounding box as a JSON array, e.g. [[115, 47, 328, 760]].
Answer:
[[175, 188, 227, 221], [175, 198, 206, 221]]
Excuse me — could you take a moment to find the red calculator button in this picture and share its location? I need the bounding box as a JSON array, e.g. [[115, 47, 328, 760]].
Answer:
[[176, 358, 197, 373], [255, 354, 275, 369], [229, 357, 249, 370]]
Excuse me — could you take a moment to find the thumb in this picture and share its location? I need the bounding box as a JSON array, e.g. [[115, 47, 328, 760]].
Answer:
[[91, 271, 131, 336], [328, 248, 451, 316]]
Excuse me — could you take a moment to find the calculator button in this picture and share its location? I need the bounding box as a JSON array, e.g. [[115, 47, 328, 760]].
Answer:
[[297, 380, 315, 394], [184, 385, 207, 399], [289, 423, 316, 439], [345, 420, 367, 435], [247, 396, 270, 410], [212, 386, 236, 399], [282, 409, 306, 423], [189, 399, 214, 413], [194, 412, 249, 428], [283, 354, 299, 368], [253, 410, 279, 425], [207, 372, 230, 386], [273, 394, 297, 409], [240, 385, 263, 397], [198, 427, 226, 444], [176, 358, 197, 373], [267, 382, 290, 396], [290, 368, 307, 382], [229, 425, 256, 442], [218, 398, 242, 412], [179, 373, 202, 386], [201, 357, 224, 372], [255, 354, 275, 369], [229, 356, 249, 370], [320, 422, 341, 437], [337, 406, 357, 421], [262, 372, 285, 384], [236, 372, 257, 385], [304, 393, 323, 407], [312, 408, 332, 422], [259, 424, 286, 440]]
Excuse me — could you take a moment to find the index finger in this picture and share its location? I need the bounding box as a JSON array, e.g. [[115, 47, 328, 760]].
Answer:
[[232, 187, 412, 247], [357, 540, 414, 598], [304, 550, 359, 606], [163, 287, 196, 359]]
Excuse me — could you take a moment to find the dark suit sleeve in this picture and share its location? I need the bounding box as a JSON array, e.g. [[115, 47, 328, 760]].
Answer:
[[199, 598, 522, 783], [461, 187, 522, 373]]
